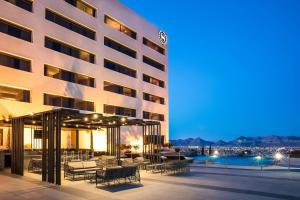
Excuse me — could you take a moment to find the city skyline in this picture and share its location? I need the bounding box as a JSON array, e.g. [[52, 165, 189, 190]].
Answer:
[[121, 0, 300, 141]]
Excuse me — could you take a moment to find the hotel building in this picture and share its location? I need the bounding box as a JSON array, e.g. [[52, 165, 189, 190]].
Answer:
[[0, 0, 169, 155]]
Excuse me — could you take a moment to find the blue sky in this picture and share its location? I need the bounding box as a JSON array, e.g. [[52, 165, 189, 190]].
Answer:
[[120, 0, 300, 141]]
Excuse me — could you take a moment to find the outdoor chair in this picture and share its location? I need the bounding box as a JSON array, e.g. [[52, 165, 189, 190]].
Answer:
[[64, 160, 101, 181], [96, 165, 140, 186]]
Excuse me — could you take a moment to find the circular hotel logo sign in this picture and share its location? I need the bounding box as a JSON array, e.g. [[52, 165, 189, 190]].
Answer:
[[159, 31, 168, 45]]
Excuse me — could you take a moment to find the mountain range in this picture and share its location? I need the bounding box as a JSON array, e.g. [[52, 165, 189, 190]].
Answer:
[[171, 136, 300, 147]]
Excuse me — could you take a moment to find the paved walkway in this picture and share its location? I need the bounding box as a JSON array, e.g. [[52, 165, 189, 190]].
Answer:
[[1, 167, 300, 200]]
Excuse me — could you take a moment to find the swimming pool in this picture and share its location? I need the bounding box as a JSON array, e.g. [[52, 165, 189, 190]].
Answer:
[[194, 156, 274, 166]]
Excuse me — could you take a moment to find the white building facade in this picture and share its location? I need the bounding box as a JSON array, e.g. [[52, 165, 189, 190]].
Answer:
[[0, 0, 169, 150]]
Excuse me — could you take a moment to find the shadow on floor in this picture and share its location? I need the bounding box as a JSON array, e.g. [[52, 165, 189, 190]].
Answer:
[[96, 183, 144, 192]]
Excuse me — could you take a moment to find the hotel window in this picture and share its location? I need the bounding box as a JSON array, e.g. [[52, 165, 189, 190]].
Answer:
[[45, 9, 95, 40], [104, 15, 136, 39], [65, 0, 96, 17], [143, 37, 165, 55], [104, 59, 136, 78], [44, 93, 94, 111], [44, 65, 95, 87], [0, 85, 30, 102], [143, 74, 165, 88], [104, 104, 136, 117], [4, 0, 32, 12], [104, 37, 136, 58], [143, 56, 165, 71], [104, 81, 136, 97], [0, 52, 31, 72], [143, 111, 164, 121], [45, 37, 95, 63], [0, 18, 32, 42], [143, 93, 165, 104]]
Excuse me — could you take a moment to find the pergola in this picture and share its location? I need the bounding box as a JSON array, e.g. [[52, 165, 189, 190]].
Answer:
[[6, 108, 162, 185]]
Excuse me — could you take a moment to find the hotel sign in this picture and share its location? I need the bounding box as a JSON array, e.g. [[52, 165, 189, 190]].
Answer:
[[159, 31, 168, 46]]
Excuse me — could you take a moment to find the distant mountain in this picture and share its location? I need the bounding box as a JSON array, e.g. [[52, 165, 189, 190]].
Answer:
[[171, 137, 213, 146], [171, 136, 300, 147]]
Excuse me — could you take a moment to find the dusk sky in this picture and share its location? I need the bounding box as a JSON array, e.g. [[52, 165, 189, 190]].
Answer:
[[121, 0, 300, 141]]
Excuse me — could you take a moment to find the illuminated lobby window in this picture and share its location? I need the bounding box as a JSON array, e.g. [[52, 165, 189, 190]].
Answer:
[[44, 65, 95, 87], [0, 52, 31, 72], [45, 9, 95, 40], [0, 18, 32, 42], [143, 37, 165, 55], [65, 0, 96, 17], [0, 85, 30, 102], [104, 15, 136, 39], [104, 81, 136, 97], [104, 59, 136, 78], [4, 0, 32, 12], [104, 37, 136, 59], [143, 92, 165, 104], [45, 37, 95, 63], [143, 74, 165, 88], [44, 93, 94, 111], [143, 111, 164, 121], [104, 104, 136, 117], [143, 55, 165, 71]]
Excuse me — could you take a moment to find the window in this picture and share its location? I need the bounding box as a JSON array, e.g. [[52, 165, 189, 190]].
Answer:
[[65, 0, 96, 17], [4, 0, 32, 12], [104, 59, 136, 78], [0, 18, 32, 42], [143, 74, 165, 88], [104, 104, 136, 117], [104, 15, 136, 39], [0, 52, 31, 72], [143, 56, 165, 71], [143, 93, 165, 104], [45, 9, 95, 40], [44, 93, 94, 111], [104, 81, 136, 97], [143, 37, 165, 55], [44, 65, 95, 87], [104, 37, 136, 58], [0, 85, 30, 102], [45, 37, 95, 63], [143, 111, 164, 121]]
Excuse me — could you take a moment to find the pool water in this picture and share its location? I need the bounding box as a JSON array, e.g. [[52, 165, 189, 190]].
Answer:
[[194, 156, 274, 166]]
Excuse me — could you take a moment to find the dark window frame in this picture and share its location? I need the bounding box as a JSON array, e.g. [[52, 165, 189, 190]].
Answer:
[[104, 37, 136, 59], [104, 81, 136, 98], [104, 15, 137, 39], [143, 55, 165, 71], [45, 9, 96, 40], [104, 59, 136, 78], [0, 85, 30, 103], [64, 0, 96, 17], [0, 51, 31, 72], [143, 74, 165, 88], [0, 18, 32, 42], [4, 0, 32, 12], [104, 104, 136, 117], [44, 65, 95, 87], [143, 111, 164, 121], [143, 92, 165, 105], [143, 37, 165, 55], [45, 37, 95, 63], [44, 93, 94, 111]]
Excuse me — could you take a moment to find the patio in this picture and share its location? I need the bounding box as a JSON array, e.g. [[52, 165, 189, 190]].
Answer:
[[1, 166, 300, 200]]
